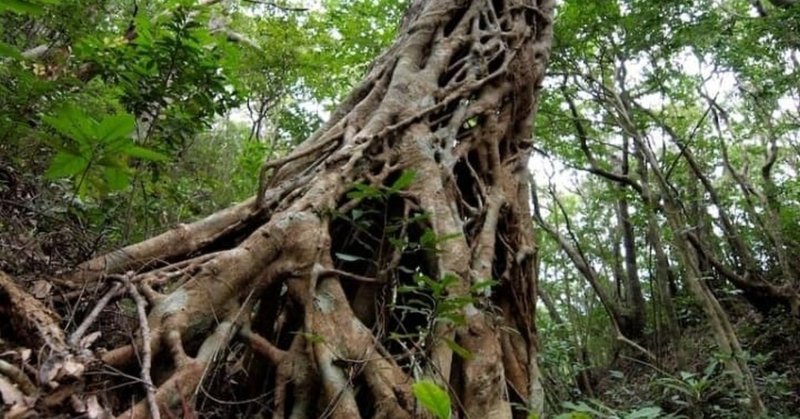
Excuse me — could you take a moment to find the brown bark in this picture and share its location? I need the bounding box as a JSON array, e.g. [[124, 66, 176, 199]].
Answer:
[[0, 1, 554, 418]]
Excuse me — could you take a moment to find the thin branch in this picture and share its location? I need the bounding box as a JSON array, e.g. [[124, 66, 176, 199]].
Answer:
[[560, 83, 644, 195], [124, 274, 160, 419], [68, 281, 125, 347]]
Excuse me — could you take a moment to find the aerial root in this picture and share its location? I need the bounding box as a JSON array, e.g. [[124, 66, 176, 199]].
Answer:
[[305, 274, 414, 418]]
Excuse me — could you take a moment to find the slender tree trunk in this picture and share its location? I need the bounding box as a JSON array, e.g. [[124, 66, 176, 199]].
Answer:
[[631, 133, 766, 416], [616, 136, 646, 338], [604, 72, 765, 413], [0, 1, 554, 418]]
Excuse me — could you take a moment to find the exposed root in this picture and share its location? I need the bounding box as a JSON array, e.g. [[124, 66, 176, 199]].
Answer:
[[66, 198, 263, 286]]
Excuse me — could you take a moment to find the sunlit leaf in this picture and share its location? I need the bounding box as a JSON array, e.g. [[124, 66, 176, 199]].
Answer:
[[412, 380, 451, 419]]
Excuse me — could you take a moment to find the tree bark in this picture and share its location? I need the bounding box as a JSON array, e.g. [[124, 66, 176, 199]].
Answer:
[[0, 1, 554, 418]]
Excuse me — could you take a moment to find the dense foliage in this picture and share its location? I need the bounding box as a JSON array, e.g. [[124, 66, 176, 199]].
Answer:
[[1, 0, 799, 417]]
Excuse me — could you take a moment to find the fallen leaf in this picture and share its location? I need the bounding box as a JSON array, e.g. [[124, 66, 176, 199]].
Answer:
[[31, 280, 52, 299]]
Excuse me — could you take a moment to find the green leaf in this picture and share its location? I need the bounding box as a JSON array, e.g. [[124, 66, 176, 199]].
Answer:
[[443, 338, 473, 360], [42, 106, 95, 145], [102, 167, 130, 191], [412, 380, 451, 419], [96, 114, 135, 142], [126, 146, 168, 162], [388, 169, 416, 192], [420, 229, 437, 250], [470, 279, 497, 293], [346, 182, 383, 200], [0, 41, 22, 59], [0, 0, 42, 14], [45, 152, 89, 179]]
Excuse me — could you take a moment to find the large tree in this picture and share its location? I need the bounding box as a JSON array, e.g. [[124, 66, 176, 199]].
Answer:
[[0, 0, 554, 417]]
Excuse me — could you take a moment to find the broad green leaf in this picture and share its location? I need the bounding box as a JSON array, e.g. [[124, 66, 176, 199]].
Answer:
[[96, 114, 135, 142], [97, 155, 127, 169], [126, 146, 168, 162], [45, 152, 89, 179], [42, 114, 85, 145], [42, 106, 96, 145], [412, 380, 451, 419]]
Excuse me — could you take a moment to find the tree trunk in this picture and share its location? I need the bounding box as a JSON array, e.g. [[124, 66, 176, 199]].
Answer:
[[615, 136, 646, 339], [0, 1, 554, 418]]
